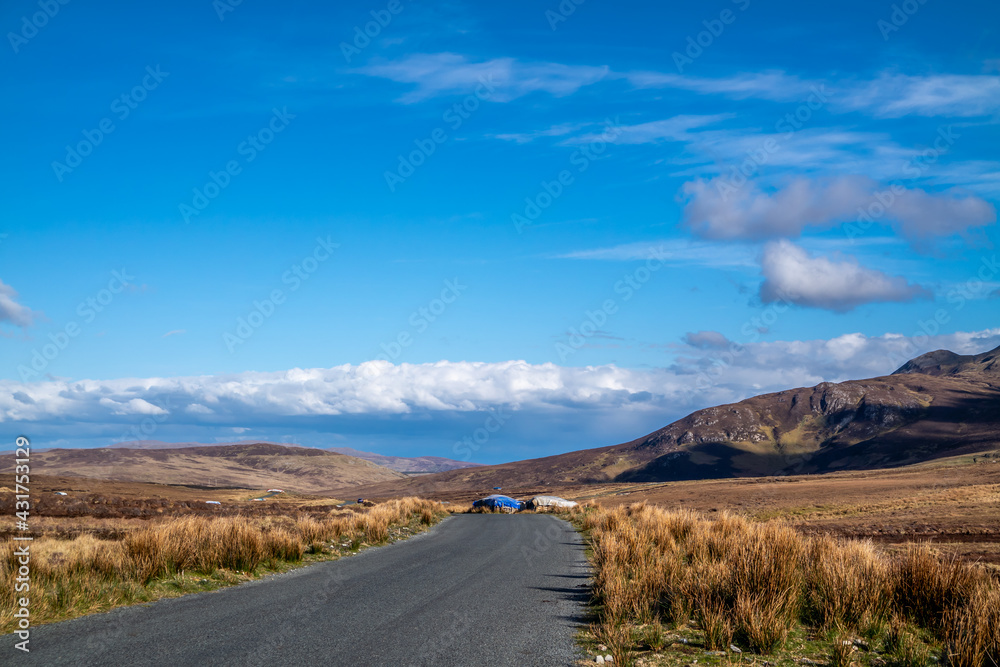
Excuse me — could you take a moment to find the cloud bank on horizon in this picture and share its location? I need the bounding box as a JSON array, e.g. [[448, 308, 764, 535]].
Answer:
[[5, 329, 998, 461], [2, 0, 998, 461]]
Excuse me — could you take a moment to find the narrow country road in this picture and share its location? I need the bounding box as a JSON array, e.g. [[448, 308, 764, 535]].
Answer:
[[6, 514, 591, 666]]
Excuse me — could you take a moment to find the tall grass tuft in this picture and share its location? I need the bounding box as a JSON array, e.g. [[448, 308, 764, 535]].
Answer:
[[0, 497, 447, 632], [805, 536, 891, 635], [574, 503, 1000, 663]]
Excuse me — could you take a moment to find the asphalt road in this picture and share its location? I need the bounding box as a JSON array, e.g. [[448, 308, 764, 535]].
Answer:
[[7, 514, 590, 666]]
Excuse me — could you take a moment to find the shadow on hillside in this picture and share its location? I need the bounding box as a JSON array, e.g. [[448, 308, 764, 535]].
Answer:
[[613, 391, 1000, 483]]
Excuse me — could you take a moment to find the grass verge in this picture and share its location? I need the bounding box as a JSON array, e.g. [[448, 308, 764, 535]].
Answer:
[[569, 502, 1000, 667], [1, 497, 448, 633]]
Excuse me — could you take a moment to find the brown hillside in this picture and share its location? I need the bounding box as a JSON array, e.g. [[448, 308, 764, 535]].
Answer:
[[0, 443, 405, 494], [327, 447, 484, 473], [339, 344, 1000, 496]]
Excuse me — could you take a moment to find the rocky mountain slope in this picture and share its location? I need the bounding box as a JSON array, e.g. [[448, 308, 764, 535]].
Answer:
[[341, 345, 1000, 495]]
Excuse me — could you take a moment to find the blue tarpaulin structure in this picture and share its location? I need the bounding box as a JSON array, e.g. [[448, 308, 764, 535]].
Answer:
[[472, 494, 521, 511]]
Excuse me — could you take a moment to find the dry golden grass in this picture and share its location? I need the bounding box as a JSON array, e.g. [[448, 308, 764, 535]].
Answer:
[[575, 502, 1000, 665], [0, 497, 446, 632]]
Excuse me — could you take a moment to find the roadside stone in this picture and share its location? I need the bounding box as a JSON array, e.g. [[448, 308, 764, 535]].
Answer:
[[596, 656, 605, 664]]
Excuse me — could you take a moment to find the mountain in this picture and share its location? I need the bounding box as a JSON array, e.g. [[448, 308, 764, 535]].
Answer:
[[339, 344, 1000, 496], [326, 447, 484, 473], [612, 345, 998, 481], [100, 441, 478, 473], [892, 345, 1000, 377], [104, 439, 305, 450], [0, 443, 406, 494]]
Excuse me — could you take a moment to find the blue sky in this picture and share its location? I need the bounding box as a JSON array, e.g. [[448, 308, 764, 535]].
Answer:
[[1, 0, 998, 462]]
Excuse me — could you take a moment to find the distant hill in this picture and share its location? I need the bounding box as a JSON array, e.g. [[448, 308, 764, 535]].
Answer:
[[104, 439, 304, 450], [341, 344, 1000, 496], [0, 443, 405, 494], [100, 440, 480, 473], [892, 345, 1000, 377], [327, 447, 483, 473]]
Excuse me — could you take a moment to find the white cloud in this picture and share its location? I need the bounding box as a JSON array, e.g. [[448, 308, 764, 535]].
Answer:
[[0, 362, 678, 426], [759, 240, 930, 312], [98, 397, 169, 416], [672, 328, 1000, 396], [624, 69, 813, 101], [624, 68, 1000, 117], [390, 58, 998, 194], [0, 279, 40, 328], [681, 176, 996, 242], [499, 113, 993, 195], [569, 114, 734, 145], [357, 53, 608, 103], [4, 331, 998, 440], [362, 55, 1000, 120], [682, 331, 731, 349], [631, 69, 1000, 117], [841, 73, 1000, 117], [927, 161, 1000, 198], [491, 122, 591, 144], [556, 239, 756, 269]]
